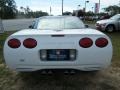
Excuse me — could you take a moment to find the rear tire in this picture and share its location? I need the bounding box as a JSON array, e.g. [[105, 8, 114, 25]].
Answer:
[[106, 25, 115, 32]]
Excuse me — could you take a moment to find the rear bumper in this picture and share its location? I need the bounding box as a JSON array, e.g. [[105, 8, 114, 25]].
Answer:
[[11, 64, 110, 72]]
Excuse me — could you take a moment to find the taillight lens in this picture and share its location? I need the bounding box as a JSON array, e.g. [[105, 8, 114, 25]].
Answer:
[[79, 38, 93, 48], [23, 38, 37, 48], [95, 38, 108, 48], [8, 38, 21, 48]]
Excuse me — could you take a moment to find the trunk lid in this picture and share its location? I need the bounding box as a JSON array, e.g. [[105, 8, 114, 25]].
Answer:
[[12, 28, 105, 36]]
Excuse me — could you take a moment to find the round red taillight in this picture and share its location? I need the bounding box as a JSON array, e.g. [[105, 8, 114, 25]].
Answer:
[[8, 39, 21, 48], [95, 38, 108, 48], [23, 38, 37, 48], [79, 38, 93, 48]]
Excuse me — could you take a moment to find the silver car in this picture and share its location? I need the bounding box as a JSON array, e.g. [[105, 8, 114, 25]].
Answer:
[[96, 14, 120, 32]]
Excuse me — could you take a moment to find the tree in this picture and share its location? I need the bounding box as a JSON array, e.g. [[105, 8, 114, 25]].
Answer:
[[77, 10, 85, 17], [63, 11, 72, 15], [17, 6, 49, 18], [30, 11, 48, 18], [85, 11, 94, 16], [103, 5, 120, 15], [0, 0, 17, 19]]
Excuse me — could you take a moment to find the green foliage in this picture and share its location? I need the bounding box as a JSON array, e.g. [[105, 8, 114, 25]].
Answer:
[[77, 10, 84, 16], [26, 11, 48, 18], [18, 6, 49, 18], [103, 5, 120, 15], [85, 11, 94, 16], [63, 11, 72, 15], [0, 0, 17, 19], [73, 10, 94, 17]]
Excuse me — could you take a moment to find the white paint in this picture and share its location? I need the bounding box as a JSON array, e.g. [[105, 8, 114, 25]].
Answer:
[[4, 29, 113, 71], [3, 16, 113, 72]]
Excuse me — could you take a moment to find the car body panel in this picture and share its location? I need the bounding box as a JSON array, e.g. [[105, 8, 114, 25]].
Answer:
[[4, 29, 113, 71], [4, 16, 113, 71], [12, 29, 104, 36], [96, 14, 120, 31]]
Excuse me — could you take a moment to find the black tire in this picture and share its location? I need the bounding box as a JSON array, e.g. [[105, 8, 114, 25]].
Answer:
[[106, 25, 115, 32]]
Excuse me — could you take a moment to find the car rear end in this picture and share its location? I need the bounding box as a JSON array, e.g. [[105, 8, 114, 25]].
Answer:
[[4, 29, 113, 72]]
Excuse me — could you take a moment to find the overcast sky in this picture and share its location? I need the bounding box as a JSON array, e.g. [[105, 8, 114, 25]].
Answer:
[[15, 0, 120, 15]]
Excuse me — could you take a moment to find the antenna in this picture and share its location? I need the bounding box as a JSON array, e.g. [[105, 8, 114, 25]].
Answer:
[[62, 0, 64, 15], [99, 0, 100, 13]]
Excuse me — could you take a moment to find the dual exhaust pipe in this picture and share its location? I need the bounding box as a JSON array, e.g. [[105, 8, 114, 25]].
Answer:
[[40, 69, 77, 75]]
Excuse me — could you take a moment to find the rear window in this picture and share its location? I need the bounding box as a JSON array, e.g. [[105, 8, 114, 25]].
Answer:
[[37, 17, 85, 30]]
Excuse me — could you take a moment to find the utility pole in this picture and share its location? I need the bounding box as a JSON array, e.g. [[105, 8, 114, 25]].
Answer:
[[77, 5, 80, 10], [118, 0, 120, 13], [119, 0, 120, 7], [0, 7, 4, 34], [85, 1, 89, 13], [76, 5, 80, 16], [92, 7, 94, 13], [50, 6, 52, 15], [84, 1, 89, 20], [62, 0, 64, 15], [99, 0, 100, 13]]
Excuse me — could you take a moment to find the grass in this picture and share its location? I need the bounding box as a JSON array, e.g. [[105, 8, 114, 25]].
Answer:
[[84, 20, 96, 24], [107, 33, 120, 67], [0, 31, 120, 90]]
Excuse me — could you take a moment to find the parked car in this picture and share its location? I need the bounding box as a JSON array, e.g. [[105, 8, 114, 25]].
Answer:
[[4, 16, 112, 72], [100, 14, 111, 20], [96, 14, 120, 32]]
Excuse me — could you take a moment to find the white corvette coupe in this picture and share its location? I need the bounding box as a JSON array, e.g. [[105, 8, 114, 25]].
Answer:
[[4, 16, 113, 72]]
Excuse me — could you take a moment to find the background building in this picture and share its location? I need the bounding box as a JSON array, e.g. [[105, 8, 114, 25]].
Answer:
[[95, 3, 99, 14]]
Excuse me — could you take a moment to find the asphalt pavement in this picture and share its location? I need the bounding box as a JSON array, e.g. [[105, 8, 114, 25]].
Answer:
[[88, 23, 95, 29], [2, 19, 34, 31]]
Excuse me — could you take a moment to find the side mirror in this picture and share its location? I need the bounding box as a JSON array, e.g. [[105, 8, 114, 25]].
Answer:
[[85, 24, 89, 28], [29, 25, 33, 29]]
